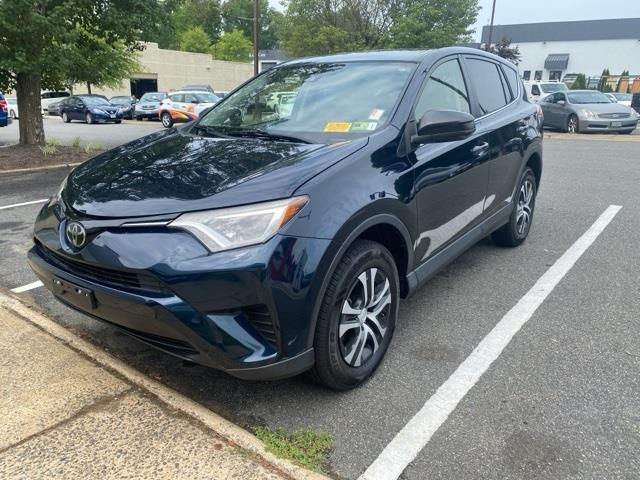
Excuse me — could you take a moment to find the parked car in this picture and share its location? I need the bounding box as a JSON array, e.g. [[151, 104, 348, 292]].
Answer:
[[632, 93, 640, 115], [611, 92, 632, 107], [540, 90, 638, 133], [59, 95, 124, 124], [604, 93, 617, 103], [6, 96, 18, 119], [182, 84, 215, 93], [47, 100, 63, 116], [134, 92, 167, 120], [0, 93, 9, 127], [109, 95, 137, 119], [28, 48, 543, 390], [524, 81, 568, 102], [214, 91, 229, 98], [159, 91, 220, 127], [41, 91, 70, 113]]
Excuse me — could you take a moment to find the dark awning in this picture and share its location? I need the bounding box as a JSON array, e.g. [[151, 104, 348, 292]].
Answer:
[[544, 53, 570, 70]]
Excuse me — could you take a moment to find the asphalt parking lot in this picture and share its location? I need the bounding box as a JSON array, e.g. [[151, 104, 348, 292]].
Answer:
[[1, 135, 639, 479]]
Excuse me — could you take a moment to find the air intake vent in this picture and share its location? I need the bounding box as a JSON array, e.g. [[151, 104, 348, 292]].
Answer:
[[244, 305, 278, 348]]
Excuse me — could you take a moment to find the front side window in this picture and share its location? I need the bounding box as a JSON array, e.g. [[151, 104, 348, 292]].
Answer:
[[199, 61, 416, 142], [414, 59, 470, 122], [531, 85, 541, 96], [466, 58, 508, 115]]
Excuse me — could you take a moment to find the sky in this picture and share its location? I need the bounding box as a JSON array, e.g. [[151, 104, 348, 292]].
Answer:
[[268, 0, 640, 41]]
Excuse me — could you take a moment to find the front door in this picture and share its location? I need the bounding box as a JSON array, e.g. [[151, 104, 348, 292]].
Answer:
[[411, 57, 490, 264]]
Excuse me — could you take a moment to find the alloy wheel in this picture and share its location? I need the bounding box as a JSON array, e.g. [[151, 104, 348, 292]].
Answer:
[[161, 113, 172, 127], [516, 178, 534, 236], [339, 267, 392, 368], [568, 116, 578, 133]]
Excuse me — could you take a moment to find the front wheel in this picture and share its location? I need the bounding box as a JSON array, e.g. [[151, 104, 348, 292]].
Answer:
[[161, 112, 173, 128], [492, 167, 537, 247], [62, 112, 71, 123], [311, 239, 399, 390], [566, 114, 579, 134], [85, 112, 94, 124]]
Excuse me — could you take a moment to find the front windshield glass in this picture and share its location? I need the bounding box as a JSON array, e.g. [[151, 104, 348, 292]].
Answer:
[[81, 96, 110, 106], [141, 93, 165, 102], [540, 83, 568, 93], [567, 91, 611, 104], [198, 61, 416, 142], [194, 93, 219, 103], [110, 97, 130, 104]]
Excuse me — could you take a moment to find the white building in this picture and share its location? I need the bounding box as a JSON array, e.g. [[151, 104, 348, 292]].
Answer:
[[481, 18, 640, 83]]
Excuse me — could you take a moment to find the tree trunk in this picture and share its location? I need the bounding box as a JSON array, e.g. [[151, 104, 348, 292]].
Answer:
[[87, 82, 92, 94], [16, 73, 45, 145]]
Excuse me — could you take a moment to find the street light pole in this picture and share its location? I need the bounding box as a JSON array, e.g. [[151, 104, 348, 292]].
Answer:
[[486, 0, 497, 51], [253, 0, 259, 76]]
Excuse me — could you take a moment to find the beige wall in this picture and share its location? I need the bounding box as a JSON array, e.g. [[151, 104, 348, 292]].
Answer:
[[80, 42, 253, 98]]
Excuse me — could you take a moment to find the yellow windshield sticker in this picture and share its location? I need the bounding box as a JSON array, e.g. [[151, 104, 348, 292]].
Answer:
[[351, 121, 378, 131], [324, 122, 352, 132]]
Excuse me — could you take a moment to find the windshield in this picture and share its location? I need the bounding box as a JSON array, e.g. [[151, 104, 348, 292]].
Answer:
[[193, 93, 219, 103], [540, 83, 568, 93], [141, 93, 165, 102], [81, 96, 110, 106], [613, 93, 632, 101], [110, 97, 131, 104], [567, 91, 611, 104], [198, 61, 416, 142]]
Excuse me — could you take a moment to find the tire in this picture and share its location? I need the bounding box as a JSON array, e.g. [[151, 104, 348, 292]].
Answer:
[[114, 120, 122, 124], [9, 110, 16, 119], [566, 114, 579, 134], [311, 239, 399, 390], [492, 167, 537, 247], [85, 112, 94, 124], [161, 111, 173, 128], [135, 115, 142, 121], [62, 112, 71, 123]]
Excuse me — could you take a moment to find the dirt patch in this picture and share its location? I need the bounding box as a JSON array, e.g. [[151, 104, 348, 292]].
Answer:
[[0, 145, 102, 171]]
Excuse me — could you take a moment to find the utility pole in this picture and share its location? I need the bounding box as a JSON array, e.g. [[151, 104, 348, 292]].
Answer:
[[253, 0, 259, 76], [486, 0, 497, 51]]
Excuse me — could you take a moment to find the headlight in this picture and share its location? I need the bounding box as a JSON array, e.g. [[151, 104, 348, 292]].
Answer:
[[580, 109, 597, 119], [169, 196, 309, 253]]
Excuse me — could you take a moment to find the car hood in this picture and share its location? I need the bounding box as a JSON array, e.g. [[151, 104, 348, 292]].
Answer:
[[64, 128, 368, 218]]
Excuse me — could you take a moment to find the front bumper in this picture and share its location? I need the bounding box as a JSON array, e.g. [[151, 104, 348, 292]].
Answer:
[[29, 204, 333, 380], [578, 117, 638, 133]]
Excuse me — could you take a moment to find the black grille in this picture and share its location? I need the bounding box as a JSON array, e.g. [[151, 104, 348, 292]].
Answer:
[[112, 323, 198, 356], [599, 113, 631, 119], [36, 242, 170, 294], [244, 305, 278, 347]]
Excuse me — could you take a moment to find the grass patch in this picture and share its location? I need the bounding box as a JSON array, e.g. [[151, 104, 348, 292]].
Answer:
[[39, 144, 58, 156], [254, 426, 332, 473], [46, 137, 61, 147], [71, 136, 81, 148], [84, 142, 104, 154]]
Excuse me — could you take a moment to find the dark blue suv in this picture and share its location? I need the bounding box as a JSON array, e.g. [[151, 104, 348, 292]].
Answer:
[[0, 93, 9, 127], [29, 48, 543, 390]]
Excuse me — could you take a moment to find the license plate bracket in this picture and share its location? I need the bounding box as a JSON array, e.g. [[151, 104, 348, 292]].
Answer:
[[52, 277, 96, 310], [611, 121, 622, 128]]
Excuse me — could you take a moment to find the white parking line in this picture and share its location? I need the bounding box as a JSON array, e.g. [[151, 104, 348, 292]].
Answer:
[[0, 199, 48, 211], [10, 281, 43, 293], [360, 205, 623, 480]]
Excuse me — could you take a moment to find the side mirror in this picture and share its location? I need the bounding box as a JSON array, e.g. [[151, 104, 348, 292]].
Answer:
[[191, 99, 200, 104], [412, 110, 476, 145], [557, 100, 566, 106]]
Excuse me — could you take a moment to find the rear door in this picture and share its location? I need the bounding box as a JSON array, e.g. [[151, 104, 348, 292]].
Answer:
[[412, 56, 491, 263]]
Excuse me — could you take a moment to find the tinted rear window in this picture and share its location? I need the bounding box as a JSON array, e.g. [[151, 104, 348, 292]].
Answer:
[[466, 58, 508, 115], [502, 66, 519, 98]]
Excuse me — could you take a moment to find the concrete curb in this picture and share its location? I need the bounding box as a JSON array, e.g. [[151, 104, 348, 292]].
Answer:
[[0, 162, 82, 176], [0, 292, 330, 480]]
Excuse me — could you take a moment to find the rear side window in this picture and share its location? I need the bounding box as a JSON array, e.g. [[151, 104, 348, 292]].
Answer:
[[414, 59, 470, 121], [466, 58, 508, 116], [502, 66, 519, 99]]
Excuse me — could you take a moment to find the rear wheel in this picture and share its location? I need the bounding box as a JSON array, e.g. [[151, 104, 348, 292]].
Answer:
[[9, 110, 16, 119], [492, 167, 537, 247], [114, 120, 122, 124], [161, 111, 173, 128], [566, 114, 579, 133], [85, 112, 94, 124], [311, 239, 399, 390], [62, 112, 71, 123]]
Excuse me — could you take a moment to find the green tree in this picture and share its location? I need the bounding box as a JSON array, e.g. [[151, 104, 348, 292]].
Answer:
[[597, 68, 610, 92], [222, 0, 279, 49], [180, 25, 212, 53], [484, 37, 521, 64], [0, 0, 161, 145], [571, 74, 587, 90], [616, 70, 629, 93], [212, 29, 253, 61], [175, 0, 222, 42], [277, 0, 479, 57]]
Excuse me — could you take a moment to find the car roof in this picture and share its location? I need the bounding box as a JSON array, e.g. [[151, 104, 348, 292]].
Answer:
[[283, 47, 500, 66], [169, 90, 216, 95]]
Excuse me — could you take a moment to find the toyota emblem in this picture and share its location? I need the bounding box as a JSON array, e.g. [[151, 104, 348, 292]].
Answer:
[[66, 222, 86, 248]]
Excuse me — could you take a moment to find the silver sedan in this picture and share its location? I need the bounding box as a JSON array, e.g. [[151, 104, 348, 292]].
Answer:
[[540, 90, 639, 134]]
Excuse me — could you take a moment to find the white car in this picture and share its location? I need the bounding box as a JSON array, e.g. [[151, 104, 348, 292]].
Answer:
[[524, 81, 568, 102], [611, 92, 632, 107], [41, 91, 70, 113], [159, 90, 220, 128], [6, 97, 18, 119]]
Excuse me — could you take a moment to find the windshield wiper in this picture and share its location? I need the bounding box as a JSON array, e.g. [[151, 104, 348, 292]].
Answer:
[[191, 124, 232, 138], [225, 128, 311, 144]]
